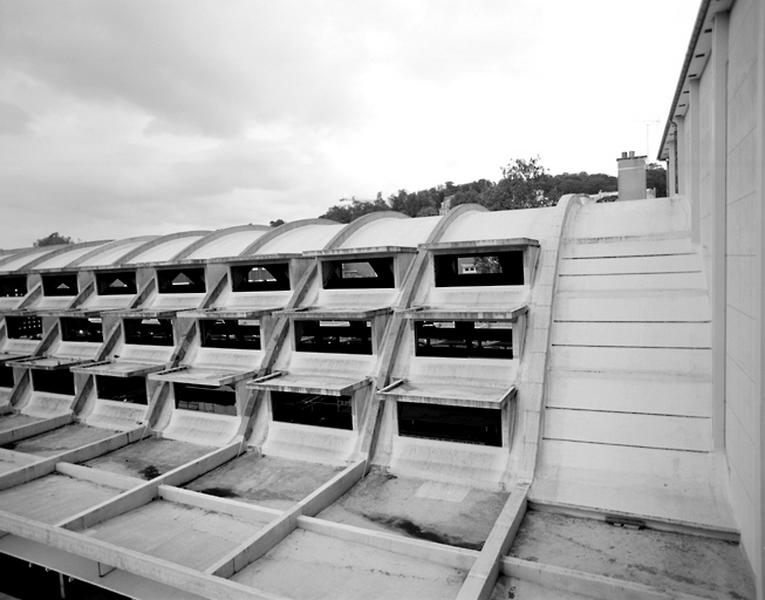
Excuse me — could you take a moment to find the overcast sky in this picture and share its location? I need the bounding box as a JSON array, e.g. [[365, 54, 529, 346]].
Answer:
[[0, 0, 699, 247]]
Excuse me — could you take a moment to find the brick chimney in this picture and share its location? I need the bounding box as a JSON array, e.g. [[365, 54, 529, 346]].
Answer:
[[617, 150, 647, 201]]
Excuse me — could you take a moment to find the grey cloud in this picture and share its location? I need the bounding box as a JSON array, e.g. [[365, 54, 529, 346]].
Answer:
[[0, 102, 31, 134], [0, 1, 372, 137]]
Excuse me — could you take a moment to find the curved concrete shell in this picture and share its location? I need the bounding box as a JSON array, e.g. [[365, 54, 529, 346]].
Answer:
[[0, 201, 758, 600]]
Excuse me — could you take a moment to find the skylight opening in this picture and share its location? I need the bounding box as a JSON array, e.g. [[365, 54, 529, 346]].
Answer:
[[42, 273, 78, 296], [434, 250, 524, 287], [322, 257, 395, 289], [174, 383, 236, 415], [157, 268, 206, 294], [397, 402, 502, 446], [32, 369, 75, 395], [60, 317, 103, 343], [123, 318, 174, 346], [96, 271, 137, 296], [5, 316, 42, 340], [231, 263, 290, 292], [294, 319, 373, 354], [415, 320, 513, 359], [271, 391, 353, 430], [199, 318, 260, 350], [97, 375, 147, 404], [0, 275, 27, 298]]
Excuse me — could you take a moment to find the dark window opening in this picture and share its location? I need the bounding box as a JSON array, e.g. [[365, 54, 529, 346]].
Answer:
[[231, 263, 290, 292], [42, 273, 79, 296], [61, 317, 103, 343], [157, 268, 206, 294], [32, 368, 75, 395], [415, 320, 512, 359], [96, 375, 147, 404], [271, 391, 352, 430], [96, 271, 137, 296], [174, 383, 236, 415], [322, 257, 395, 289], [397, 402, 502, 446], [123, 318, 174, 346], [0, 275, 26, 298], [0, 366, 13, 388], [434, 251, 524, 286], [294, 319, 372, 354], [200, 319, 260, 350], [5, 316, 42, 340]]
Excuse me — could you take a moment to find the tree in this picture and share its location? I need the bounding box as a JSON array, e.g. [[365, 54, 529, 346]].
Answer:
[[546, 171, 617, 202], [34, 232, 73, 247], [482, 157, 553, 210], [646, 163, 667, 198], [319, 196, 390, 223]]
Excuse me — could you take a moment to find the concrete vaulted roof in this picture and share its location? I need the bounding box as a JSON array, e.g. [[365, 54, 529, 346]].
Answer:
[[334, 213, 441, 251], [0, 245, 66, 273], [176, 225, 271, 261], [241, 219, 344, 257], [438, 205, 556, 243], [118, 230, 211, 265], [0, 196, 758, 599], [25, 240, 113, 272], [71, 236, 159, 269]]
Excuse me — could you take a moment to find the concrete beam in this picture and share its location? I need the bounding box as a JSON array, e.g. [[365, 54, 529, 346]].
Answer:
[[502, 556, 711, 600], [297, 459, 365, 516], [55, 462, 143, 491], [527, 500, 740, 543], [56, 441, 242, 531], [455, 483, 528, 600], [0, 413, 74, 446], [57, 479, 158, 530], [0, 448, 43, 466], [158, 485, 280, 524], [297, 515, 477, 571], [50, 426, 148, 465], [0, 427, 145, 492], [206, 505, 302, 578], [0, 455, 59, 491], [154, 440, 241, 487], [0, 509, 287, 600]]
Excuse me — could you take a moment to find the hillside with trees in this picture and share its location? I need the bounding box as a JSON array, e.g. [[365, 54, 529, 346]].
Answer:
[[319, 158, 667, 223]]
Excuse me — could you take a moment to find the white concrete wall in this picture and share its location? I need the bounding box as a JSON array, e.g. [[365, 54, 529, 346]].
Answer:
[[723, 0, 763, 591], [671, 0, 764, 594], [698, 55, 715, 285]]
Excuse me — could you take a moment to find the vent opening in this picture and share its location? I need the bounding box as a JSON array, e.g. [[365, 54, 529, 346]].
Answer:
[[157, 268, 206, 294], [123, 318, 174, 346], [32, 369, 75, 395], [294, 319, 372, 354], [271, 391, 353, 430], [42, 273, 78, 296], [0, 366, 13, 388], [200, 319, 260, 350], [96, 271, 137, 296], [174, 383, 236, 415], [322, 257, 395, 289], [0, 275, 27, 298], [397, 401, 502, 446], [434, 251, 524, 287], [415, 320, 513, 359], [96, 375, 147, 404], [60, 317, 103, 343], [231, 263, 290, 292], [6, 316, 42, 340]]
